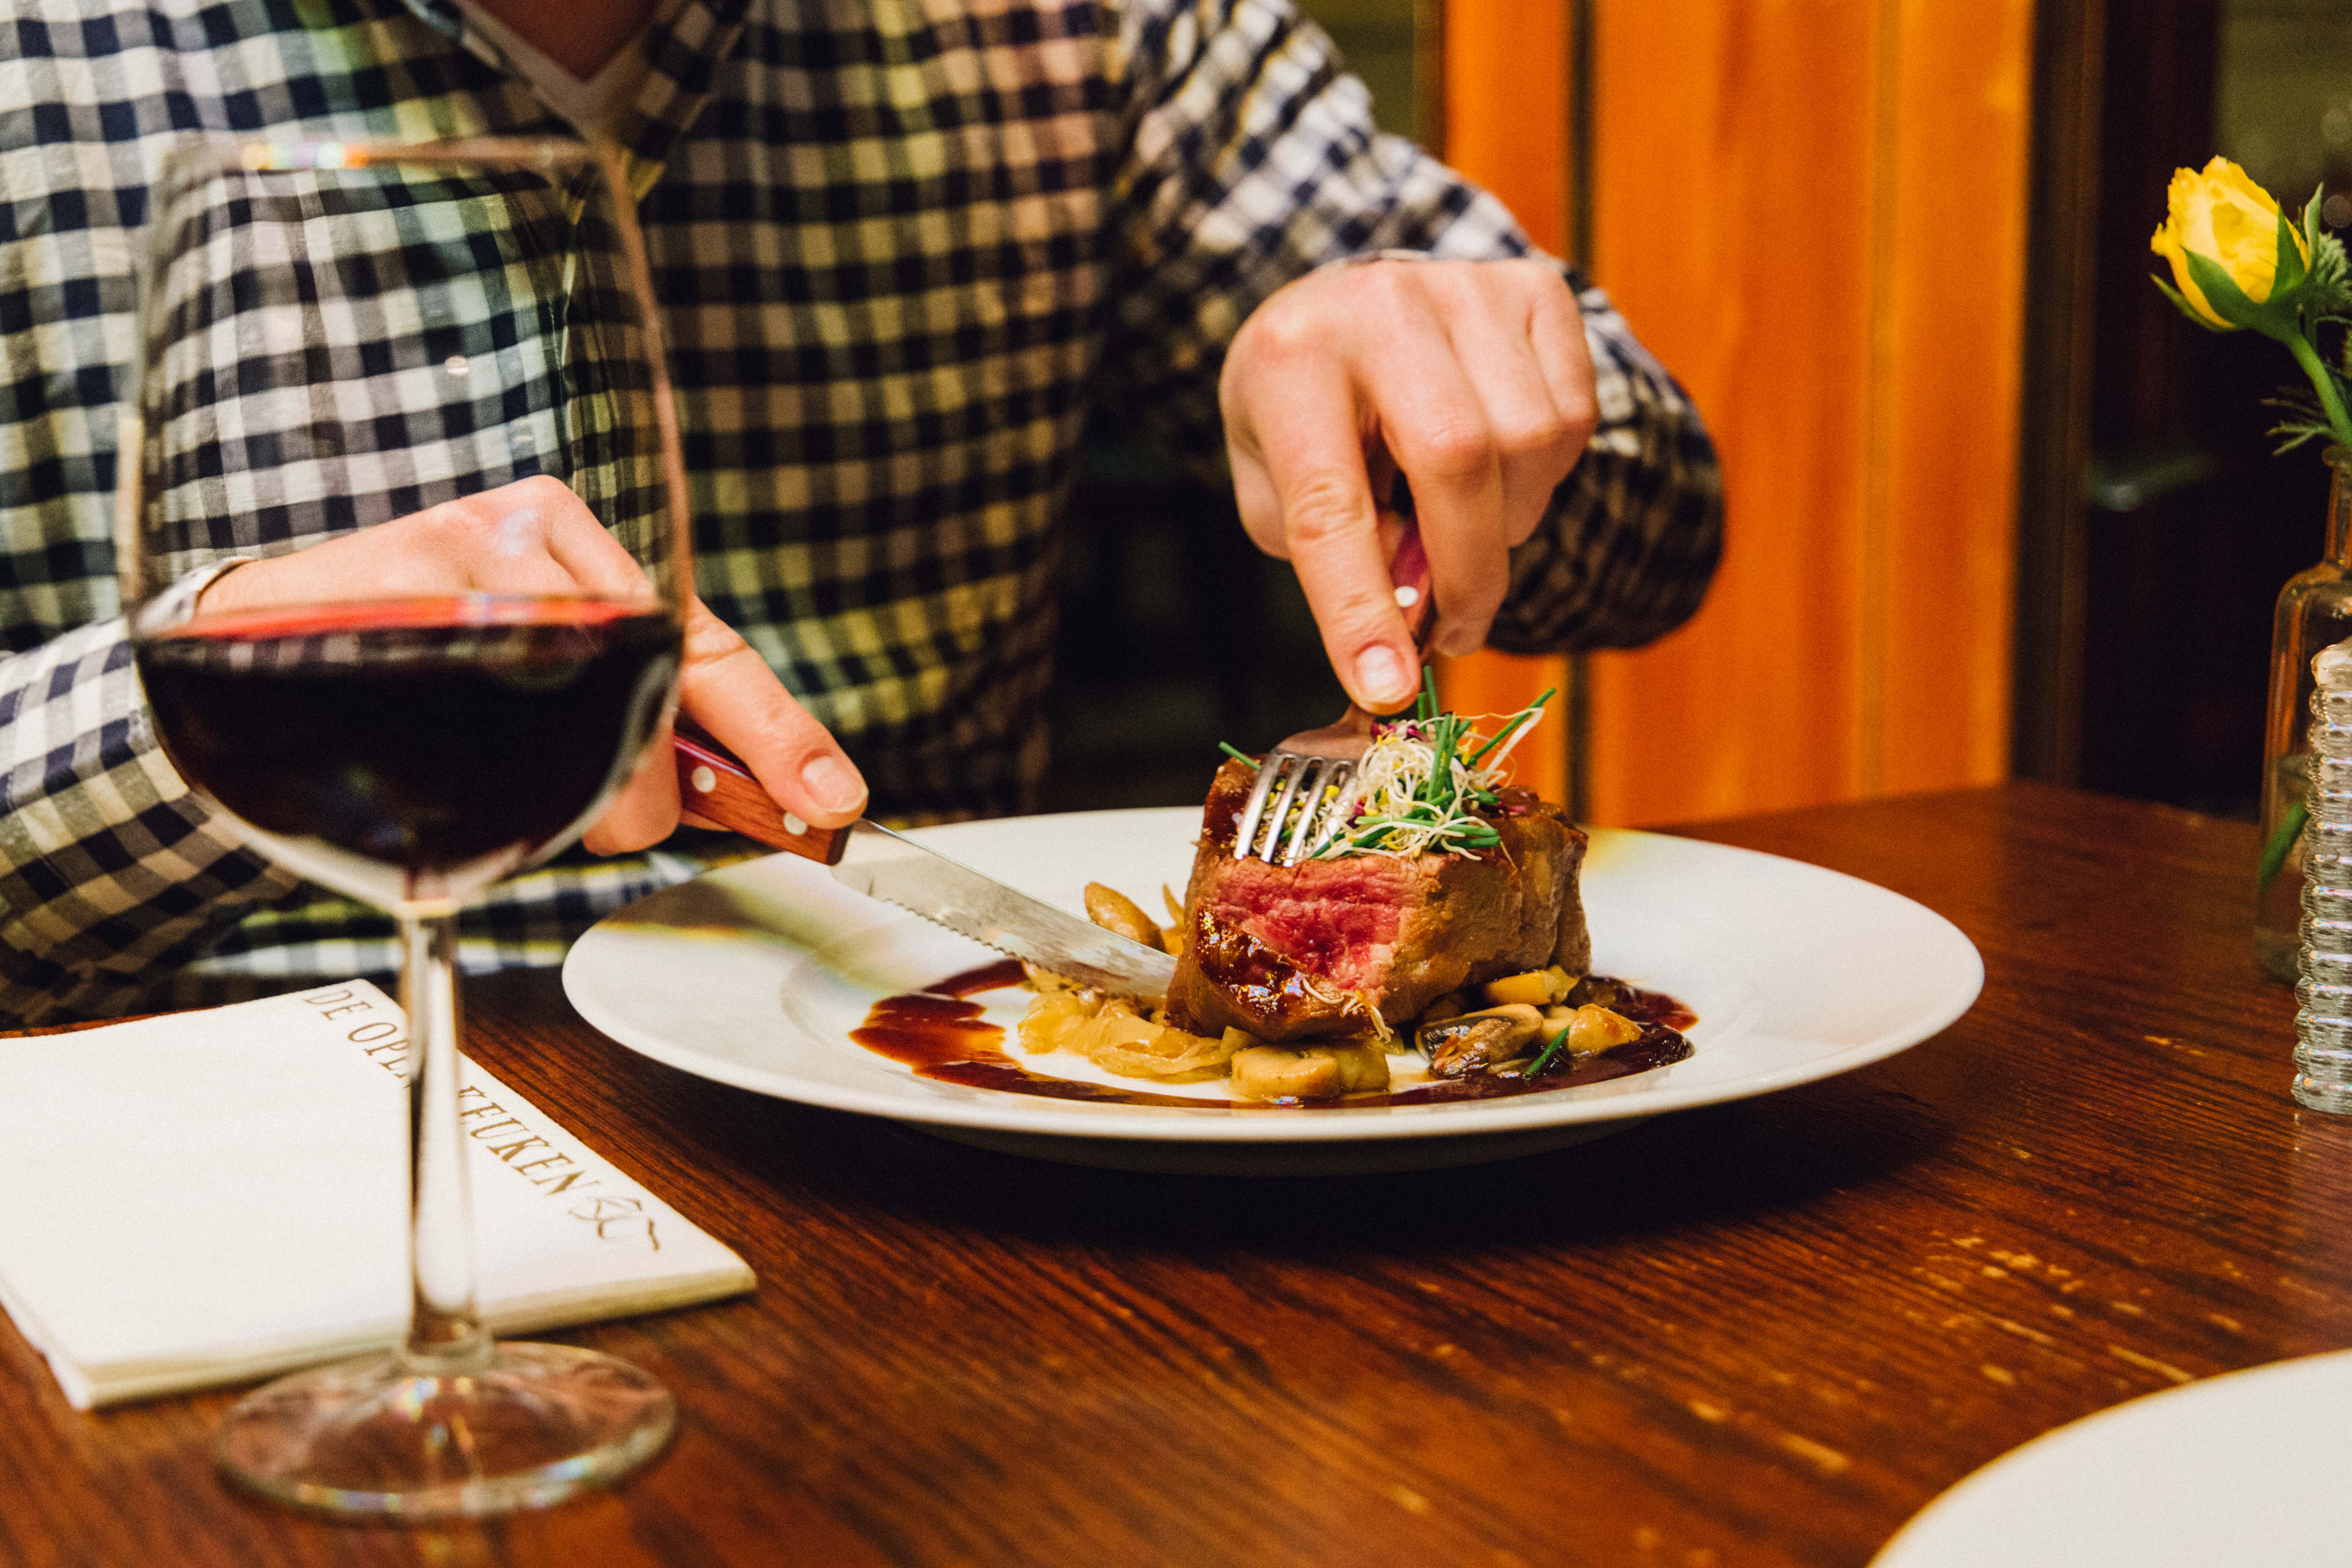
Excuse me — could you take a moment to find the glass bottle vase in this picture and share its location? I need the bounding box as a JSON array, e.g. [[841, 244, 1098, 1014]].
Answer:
[[2259, 451, 2352, 982]]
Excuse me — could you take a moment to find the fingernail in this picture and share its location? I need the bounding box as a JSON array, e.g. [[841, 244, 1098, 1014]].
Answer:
[[801, 755, 866, 815], [1355, 645, 1413, 707]]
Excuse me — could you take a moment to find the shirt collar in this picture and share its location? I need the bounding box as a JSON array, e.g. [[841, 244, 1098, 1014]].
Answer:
[[393, 0, 752, 187]]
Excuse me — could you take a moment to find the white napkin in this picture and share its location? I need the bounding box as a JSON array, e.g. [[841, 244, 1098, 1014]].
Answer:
[[0, 980, 754, 1409]]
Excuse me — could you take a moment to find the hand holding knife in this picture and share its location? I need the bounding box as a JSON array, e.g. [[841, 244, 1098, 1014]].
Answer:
[[669, 718, 1177, 1001], [666, 510, 1433, 1009]]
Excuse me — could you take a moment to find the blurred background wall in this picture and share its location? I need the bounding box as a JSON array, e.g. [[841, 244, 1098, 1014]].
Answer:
[[1045, 0, 2352, 827]]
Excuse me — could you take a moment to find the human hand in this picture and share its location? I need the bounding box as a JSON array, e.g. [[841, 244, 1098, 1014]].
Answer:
[[1219, 257, 1597, 708], [194, 475, 867, 851]]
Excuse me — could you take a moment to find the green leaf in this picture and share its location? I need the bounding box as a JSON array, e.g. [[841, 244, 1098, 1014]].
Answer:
[[2273, 207, 2310, 300], [2184, 247, 2302, 340], [2270, 421, 2336, 455], [2259, 801, 2309, 891], [2153, 274, 2235, 333], [2265, 388, 2338, 453], [2306, 227, 2352, 320], [2304, 188, 2347, 303]]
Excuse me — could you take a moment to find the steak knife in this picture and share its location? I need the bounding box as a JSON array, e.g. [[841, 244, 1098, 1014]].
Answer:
[[669, 721, 1178, 1001]]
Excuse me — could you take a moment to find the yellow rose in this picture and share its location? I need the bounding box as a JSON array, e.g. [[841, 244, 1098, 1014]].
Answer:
[[2150, 156, 2308, 327]]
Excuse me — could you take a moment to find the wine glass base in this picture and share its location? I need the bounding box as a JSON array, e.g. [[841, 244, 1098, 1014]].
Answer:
[[215, 1341, 675, 1520]]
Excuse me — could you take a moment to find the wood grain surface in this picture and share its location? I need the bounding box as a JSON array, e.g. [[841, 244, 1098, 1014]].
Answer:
[[3, 784, 2340, 1567]]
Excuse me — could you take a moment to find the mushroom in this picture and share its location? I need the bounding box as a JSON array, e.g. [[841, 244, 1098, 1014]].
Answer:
[[1418, 990, 1474, 1026], [1566, 1004, 1643, 1055], [1084, 882, 1164, 951], [1564, 975, 1626, 1010], [1418, 1002, 1547, 1077]]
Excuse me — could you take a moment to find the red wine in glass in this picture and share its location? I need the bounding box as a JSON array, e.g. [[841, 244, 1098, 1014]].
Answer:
[[130, 135, 692, 1521], [138, 597, 680, 909]]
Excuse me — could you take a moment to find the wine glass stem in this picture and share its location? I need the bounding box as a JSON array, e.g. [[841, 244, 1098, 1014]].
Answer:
[[400, 912, 492, 1376]]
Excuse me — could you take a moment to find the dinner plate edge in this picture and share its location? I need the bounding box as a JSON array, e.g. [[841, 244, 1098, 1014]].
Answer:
[[561, 821, 1985, 1144]]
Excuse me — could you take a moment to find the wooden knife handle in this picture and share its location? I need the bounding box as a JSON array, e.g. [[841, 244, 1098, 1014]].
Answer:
[[672, 718, 853, 866]]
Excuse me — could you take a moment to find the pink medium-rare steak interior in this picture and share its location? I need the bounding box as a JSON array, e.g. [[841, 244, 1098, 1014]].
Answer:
[[1165, 757, 1592, 1043], [1207, 856, 1409, 992]]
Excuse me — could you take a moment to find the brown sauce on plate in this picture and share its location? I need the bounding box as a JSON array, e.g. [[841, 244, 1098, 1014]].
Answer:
[[849, 960, 1696, 1109]]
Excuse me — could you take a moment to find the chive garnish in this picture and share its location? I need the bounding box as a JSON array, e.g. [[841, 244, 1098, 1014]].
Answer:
[[1465, 686, 1556, 768], [1295, 682, 1557, 862], [1526, 1024, 1571, 1079]]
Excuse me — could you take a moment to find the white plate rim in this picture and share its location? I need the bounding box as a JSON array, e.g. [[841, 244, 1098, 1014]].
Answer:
[[1869, 1348, 2352, 1566], [562, 813, 1983, 1144]]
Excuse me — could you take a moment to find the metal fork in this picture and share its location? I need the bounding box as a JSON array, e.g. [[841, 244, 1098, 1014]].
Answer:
[[1232, 522, 1436, 864]]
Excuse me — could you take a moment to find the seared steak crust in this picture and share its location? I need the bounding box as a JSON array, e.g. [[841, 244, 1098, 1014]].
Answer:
[[1166, 758, 1591, 1042]]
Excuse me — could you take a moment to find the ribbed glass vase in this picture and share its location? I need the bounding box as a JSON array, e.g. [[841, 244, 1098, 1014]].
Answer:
[[2296, 639, 2352, 1110], [2258, 451, 2352, 983]]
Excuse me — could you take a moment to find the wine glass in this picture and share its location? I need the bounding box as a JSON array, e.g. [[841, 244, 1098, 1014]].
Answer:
[[121, 138, 688, 1518]]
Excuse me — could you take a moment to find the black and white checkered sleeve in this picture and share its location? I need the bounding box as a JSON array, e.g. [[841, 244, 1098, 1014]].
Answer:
[[1096, 0, 1723, 652], [0, 603, 297, 1024]]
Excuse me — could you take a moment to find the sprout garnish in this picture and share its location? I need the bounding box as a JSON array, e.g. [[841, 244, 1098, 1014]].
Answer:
[[1305, 672, 1554, 862]]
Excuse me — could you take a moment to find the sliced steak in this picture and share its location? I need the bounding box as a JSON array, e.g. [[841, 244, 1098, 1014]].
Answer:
[[1165, 757, 1590, 1043]]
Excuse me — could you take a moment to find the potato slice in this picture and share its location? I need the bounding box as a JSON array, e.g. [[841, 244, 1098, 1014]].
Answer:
[[1230, 1042, 1391, 1101], [1327, 1042, 1392, 1092], [1481, 965, 1574, 1007]]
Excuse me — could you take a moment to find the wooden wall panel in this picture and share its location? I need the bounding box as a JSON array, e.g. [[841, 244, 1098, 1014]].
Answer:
[[1435, 0, 1573, 807], [1582, 0, 1881, 822], [1877, 0, 2032, 793], [1438, 1, 1568, 248], [1579, 0, 2032, 823]]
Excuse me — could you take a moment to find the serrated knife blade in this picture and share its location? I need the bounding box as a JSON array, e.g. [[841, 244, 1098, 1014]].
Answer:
[[671, 723, 1177, 1000], [829, 821, 1176, 999]]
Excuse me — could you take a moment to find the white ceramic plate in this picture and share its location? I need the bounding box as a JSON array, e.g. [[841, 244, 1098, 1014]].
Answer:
[[1871, 1349, 2352, 1567], [562, 809, 1981, 1174]]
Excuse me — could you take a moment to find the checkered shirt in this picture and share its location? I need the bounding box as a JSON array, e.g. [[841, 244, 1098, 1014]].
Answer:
[[0, 0, 1723, 1023]]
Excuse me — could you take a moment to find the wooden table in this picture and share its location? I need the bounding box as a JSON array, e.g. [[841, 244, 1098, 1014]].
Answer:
[[4, 782, 2345, 1567]]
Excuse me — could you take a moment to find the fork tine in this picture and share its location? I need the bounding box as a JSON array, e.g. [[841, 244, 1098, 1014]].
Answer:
[[1231, 753, 1283, 860], [1233, 750, 1369, 864], [1304, 760, 1357, 859], [1258, 756, 1309, 861], [1280, 758, 1330, 865]]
